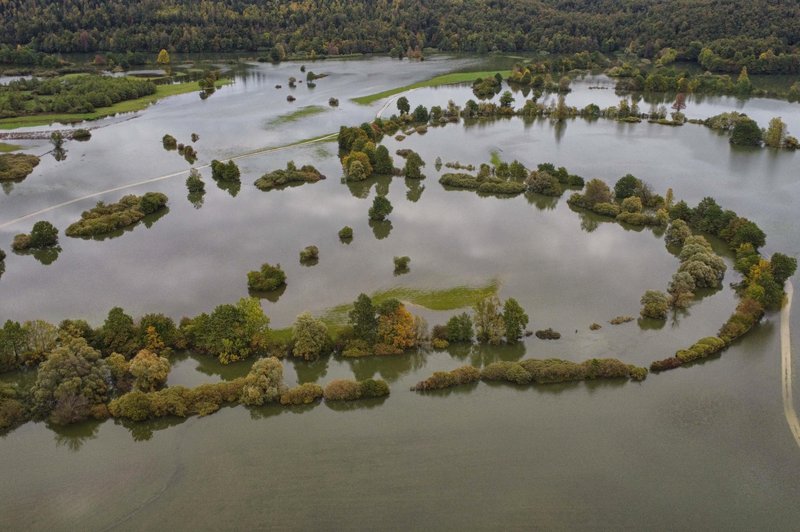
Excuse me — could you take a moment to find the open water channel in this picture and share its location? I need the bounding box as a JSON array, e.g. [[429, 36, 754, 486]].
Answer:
[[0, 55, 798, 529]]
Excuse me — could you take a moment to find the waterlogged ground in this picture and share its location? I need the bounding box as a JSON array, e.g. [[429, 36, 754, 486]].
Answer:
[[0, 55, 799, 530]]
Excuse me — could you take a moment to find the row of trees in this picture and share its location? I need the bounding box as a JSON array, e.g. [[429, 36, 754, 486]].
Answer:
[[0, 75, 155, 118], [1, 0, 798, 71]]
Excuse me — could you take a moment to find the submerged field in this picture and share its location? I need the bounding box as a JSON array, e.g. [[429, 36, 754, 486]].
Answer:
[[0, 55, 799, 530]]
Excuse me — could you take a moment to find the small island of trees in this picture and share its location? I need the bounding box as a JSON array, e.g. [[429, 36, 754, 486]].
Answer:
[[65, 192, 168, 238], [254, 161, 325, 191]]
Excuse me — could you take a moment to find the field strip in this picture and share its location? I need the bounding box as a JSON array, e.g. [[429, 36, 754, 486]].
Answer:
[[781, 281, 800, 450], [0, 133, 336, 230]]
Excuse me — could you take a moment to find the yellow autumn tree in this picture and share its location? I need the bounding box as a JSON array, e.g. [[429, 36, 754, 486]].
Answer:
[[156, 49, 170, 64], [376, 302, 417, 351]]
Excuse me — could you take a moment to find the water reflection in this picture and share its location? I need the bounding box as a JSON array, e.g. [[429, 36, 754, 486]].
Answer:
[[187, 191, 205, 209], [14, 246, 62, 265], [214, 178, 241, 197], [249, 283, 287, 303], [51, 419, 101, 451], [342, 349, 426, 382], [369, 219, 392, 240], [324, 395, 388, 412], [292, 357, 329, 383], [118, 415, 188, 442], [524, 191, 559, 211], [405, 178, 424, 202]]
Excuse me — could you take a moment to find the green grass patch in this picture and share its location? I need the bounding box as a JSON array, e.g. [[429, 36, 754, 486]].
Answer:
[[0, 142, 22, 152], [0, 78, 233, 130], [268, 327, 293, 343], [268, 105, 328, 126], [320, 279, 500, 326], [352, 70, 512, 105]]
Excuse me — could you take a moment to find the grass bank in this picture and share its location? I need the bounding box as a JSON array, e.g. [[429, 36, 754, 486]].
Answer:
[[0, 142, 22, 152], [268, 105, 328, 126], [352, 70, 512, 105], [0, 78, 233, 130], [267, 279, 500, 342]]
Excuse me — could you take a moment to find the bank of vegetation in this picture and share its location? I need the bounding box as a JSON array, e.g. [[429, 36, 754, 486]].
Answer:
[[0, 153, 39, 181], [64, 192, 168, 238], [254, 161, 325, 191]]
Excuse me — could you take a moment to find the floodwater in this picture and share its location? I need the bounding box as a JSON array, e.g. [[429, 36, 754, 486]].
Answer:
[[0, 56, 799, 530]]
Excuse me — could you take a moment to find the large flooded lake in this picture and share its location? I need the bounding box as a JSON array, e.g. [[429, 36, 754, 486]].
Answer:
[[1, 55, 799, 530]]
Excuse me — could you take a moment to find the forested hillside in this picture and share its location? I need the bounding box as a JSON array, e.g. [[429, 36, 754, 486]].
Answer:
[[1, 0, 799, 72]]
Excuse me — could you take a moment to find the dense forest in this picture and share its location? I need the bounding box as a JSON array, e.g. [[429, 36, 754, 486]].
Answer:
[[1, 0, 799, 73]]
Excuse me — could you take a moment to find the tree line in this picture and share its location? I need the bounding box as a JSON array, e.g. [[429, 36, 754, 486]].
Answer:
[[0, 1, 798, 73]]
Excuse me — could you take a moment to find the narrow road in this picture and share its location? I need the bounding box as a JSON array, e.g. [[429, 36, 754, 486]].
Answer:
[[0, 133, 337, 231], [781, 281, 800, 450]]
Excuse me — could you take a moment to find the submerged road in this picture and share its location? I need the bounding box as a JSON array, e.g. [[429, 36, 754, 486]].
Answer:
[[0, 133, 337, 231], [781, 281, 800, 450]]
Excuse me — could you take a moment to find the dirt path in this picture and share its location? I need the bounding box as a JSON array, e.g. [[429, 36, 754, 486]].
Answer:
[[781, 281, 800, 450], [0, 133, 337, 231]]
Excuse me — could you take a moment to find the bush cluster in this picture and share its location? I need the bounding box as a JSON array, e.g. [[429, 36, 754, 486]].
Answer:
[[65, 193, 167, 237], [254, 161, 325, 191], [411, 365, 480, 391]]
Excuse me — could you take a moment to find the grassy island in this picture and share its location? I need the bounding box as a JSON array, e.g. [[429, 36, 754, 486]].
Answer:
[[0, 153, 39, 181]]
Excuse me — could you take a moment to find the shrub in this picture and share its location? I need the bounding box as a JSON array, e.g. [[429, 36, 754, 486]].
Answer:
[[358, 378, 390, 398], [323, 379, 362, 401], [291, 312, 330, 361], [254, 161, 325, 190], [299, 245, 319, 263], [393, 256, 410, 272], [72, 128, 91, 140], [65, 193, 168, 237], [338, 226, 353, 241], [609, 316, 636, 325], [431, 338, 449, 349], [186, 169, 205, 193], [210, 159, 241, 182], [480, 361, 518, 381], [640, 290, 669, 319], [341, 339, 371, 357], [650, 357, 683, 372], [0, 153, 40, 181], [247, 262, 286, 292], [628, 366, 648, 381], [535, 328, 561, 340], [730, 117, 762, 146], [329, 98, 339, 107], [280, 383, 323, 405], [446, 312, 474, 343], [162, 134, 177, 150]]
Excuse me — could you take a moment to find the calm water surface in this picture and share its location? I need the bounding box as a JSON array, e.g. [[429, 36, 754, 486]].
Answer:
[[0, 56, 799, 530]]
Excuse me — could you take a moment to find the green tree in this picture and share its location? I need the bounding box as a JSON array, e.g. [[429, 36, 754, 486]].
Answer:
[[770, 253, 798, 285], [735, 66, 752, 95], [397, 96, 410, 115], [665, 219, 692, 247], [614, 174, 642, 200], [502, 298, 528, 342], [473, 296, 504, 345], [0, 320, 26, 370], [413, 105, 429, 122], [446, 313, 474, 343], [499, 91, 514, 108], [667, 272, 696, 309], [129, 349, 170, 392], [240, 357, 285, 406], [403, 151, 425, 179], [29, 221, 58, 248], [30, 337, 110, 425], [640, 290, 669, 320], [374, 145, 394, 174], [349, 293, 377, 344], [368, 195, 393, 221], [99, 307, 139, 357], [583, 179, 613, 207], [188, 298, 270, 364], [763, 117, 786, 148], [730, 117, 762, 146], [291, 312, 330, 361]]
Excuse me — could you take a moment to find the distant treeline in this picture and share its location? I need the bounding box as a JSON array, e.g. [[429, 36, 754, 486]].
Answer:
[[1, 1, 799, 73]]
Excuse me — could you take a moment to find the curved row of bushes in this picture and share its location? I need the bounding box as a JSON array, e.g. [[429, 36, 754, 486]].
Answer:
[[412, 358, 648, 392]]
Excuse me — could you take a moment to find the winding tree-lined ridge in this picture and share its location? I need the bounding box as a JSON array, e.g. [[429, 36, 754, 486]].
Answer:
[[782, 282, 800, 450]]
